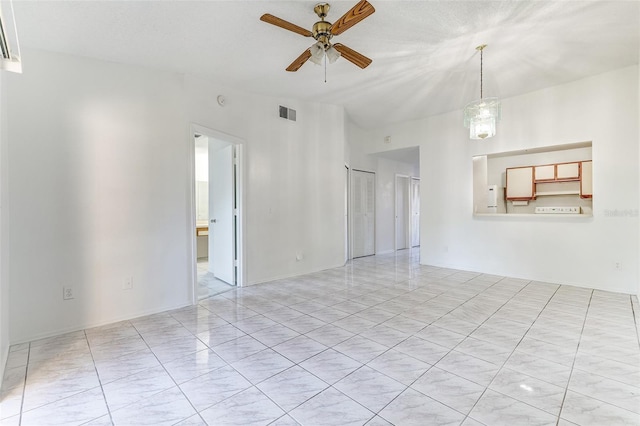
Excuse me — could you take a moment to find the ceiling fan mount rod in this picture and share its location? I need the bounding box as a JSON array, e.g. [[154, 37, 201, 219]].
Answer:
[[314, 3, 330, 19]]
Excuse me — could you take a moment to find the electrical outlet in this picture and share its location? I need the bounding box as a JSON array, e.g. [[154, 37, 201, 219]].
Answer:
[[63, 286, 74, 300], [123, 277, 133, 290], [614, 262, 622, 270]]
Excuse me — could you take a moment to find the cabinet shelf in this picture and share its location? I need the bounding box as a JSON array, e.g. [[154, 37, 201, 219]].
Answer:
[[534, 190, 580, 196]]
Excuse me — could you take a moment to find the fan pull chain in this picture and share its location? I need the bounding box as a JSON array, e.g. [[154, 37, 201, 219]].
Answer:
[[324, 54, 327, 83]]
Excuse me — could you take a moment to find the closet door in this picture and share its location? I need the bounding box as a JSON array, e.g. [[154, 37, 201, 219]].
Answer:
[[351, 170, 375, 258]]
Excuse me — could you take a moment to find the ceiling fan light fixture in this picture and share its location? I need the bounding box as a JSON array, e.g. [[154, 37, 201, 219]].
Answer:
[[309, 41, 325, 65], [326, 45, 341, 64], [464, 45, 500, 140], [260, 1, 375, 72]]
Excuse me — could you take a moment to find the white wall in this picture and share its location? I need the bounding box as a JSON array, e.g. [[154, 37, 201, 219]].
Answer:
[[5, 50, 190, 343], [183, 75, 346, 284], [3, 49, 346, 343], [358, 66, 639, 295]]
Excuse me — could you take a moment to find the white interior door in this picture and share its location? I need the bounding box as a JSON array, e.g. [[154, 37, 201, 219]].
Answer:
[[395, 176, 410, 250], [352, 170, 375, 258], [209, 144, 235, 285], [411, 178, 420, 247]]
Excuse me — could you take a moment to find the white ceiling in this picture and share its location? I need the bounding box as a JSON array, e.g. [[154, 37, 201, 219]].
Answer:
[[12, 1, 640, 129]]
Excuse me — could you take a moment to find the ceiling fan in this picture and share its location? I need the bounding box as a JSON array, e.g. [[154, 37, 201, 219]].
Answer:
[[260, 1, 375, 72]]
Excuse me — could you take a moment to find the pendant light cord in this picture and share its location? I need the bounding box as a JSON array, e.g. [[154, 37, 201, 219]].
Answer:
[[480, 48, 483, 99]]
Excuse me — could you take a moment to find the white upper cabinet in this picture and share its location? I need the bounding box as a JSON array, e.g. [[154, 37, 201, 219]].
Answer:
[[556, 162, 580, 180], [581, 160, 593, 198], [506, 166, 535, 200], [534, 165, 555, 181]]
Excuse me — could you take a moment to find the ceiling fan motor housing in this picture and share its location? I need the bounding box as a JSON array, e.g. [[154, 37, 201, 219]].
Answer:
[[313, 22, 333, 48]]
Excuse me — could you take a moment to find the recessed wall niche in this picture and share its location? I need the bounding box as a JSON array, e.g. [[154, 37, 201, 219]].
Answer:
[[473, 142, 593, 216]]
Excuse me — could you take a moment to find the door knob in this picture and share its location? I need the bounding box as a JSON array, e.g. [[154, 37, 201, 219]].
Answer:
[[211, 219, 217, 223]]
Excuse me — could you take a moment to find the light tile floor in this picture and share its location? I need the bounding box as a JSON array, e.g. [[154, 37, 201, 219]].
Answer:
[[197, 259, 235, 299], [2, 250, 639, 425]]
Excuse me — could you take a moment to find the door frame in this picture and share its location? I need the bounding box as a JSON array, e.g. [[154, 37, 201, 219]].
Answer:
[[188, 123, 245, 304], [344, 164, 350, 264]]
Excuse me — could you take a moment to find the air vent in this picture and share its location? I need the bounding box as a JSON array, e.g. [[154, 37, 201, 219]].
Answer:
[[279, 105, 297, 122]]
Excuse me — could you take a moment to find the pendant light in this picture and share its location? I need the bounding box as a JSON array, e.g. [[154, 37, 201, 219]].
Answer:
[[464, 45, 500, 139]]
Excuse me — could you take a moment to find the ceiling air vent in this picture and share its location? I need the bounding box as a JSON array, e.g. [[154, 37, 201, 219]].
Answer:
[[279, 105, 297, 122], [0, 0, 21, 73]]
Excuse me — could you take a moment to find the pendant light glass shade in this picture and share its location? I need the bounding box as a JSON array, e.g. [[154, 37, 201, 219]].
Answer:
[[309, 42, 324, 65], [325, 45, 341, 64], [464, 97, 501, 139], [464, 45, 500, 139]]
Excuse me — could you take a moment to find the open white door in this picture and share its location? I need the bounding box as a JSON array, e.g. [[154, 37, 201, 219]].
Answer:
[[208, 144, 235, 285], [411, 177, 420, 247], [395, 175, 410, 250], [351, 170, 375, 258]]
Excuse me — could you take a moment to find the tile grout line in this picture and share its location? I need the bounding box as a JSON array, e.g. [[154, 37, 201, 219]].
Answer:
[[17, 342, 30, 426], [555, 289, 594, 426], [84, 329, 115, 425], [630, 294, 640, 350]]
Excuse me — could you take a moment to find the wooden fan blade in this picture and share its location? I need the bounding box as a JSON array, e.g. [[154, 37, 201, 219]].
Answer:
[[260, 14, 313, 37], [330, 0, 375, 36], [286, 49, 312, 72], [333, 43, 372, 69]]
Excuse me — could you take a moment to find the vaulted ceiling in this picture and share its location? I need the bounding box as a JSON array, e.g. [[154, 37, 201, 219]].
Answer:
[[13, 1, 640, 129]]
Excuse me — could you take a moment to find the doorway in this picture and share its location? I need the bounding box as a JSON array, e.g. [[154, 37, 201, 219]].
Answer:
[[395, 175, 420, 251], [191, 126, 244, 300]]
